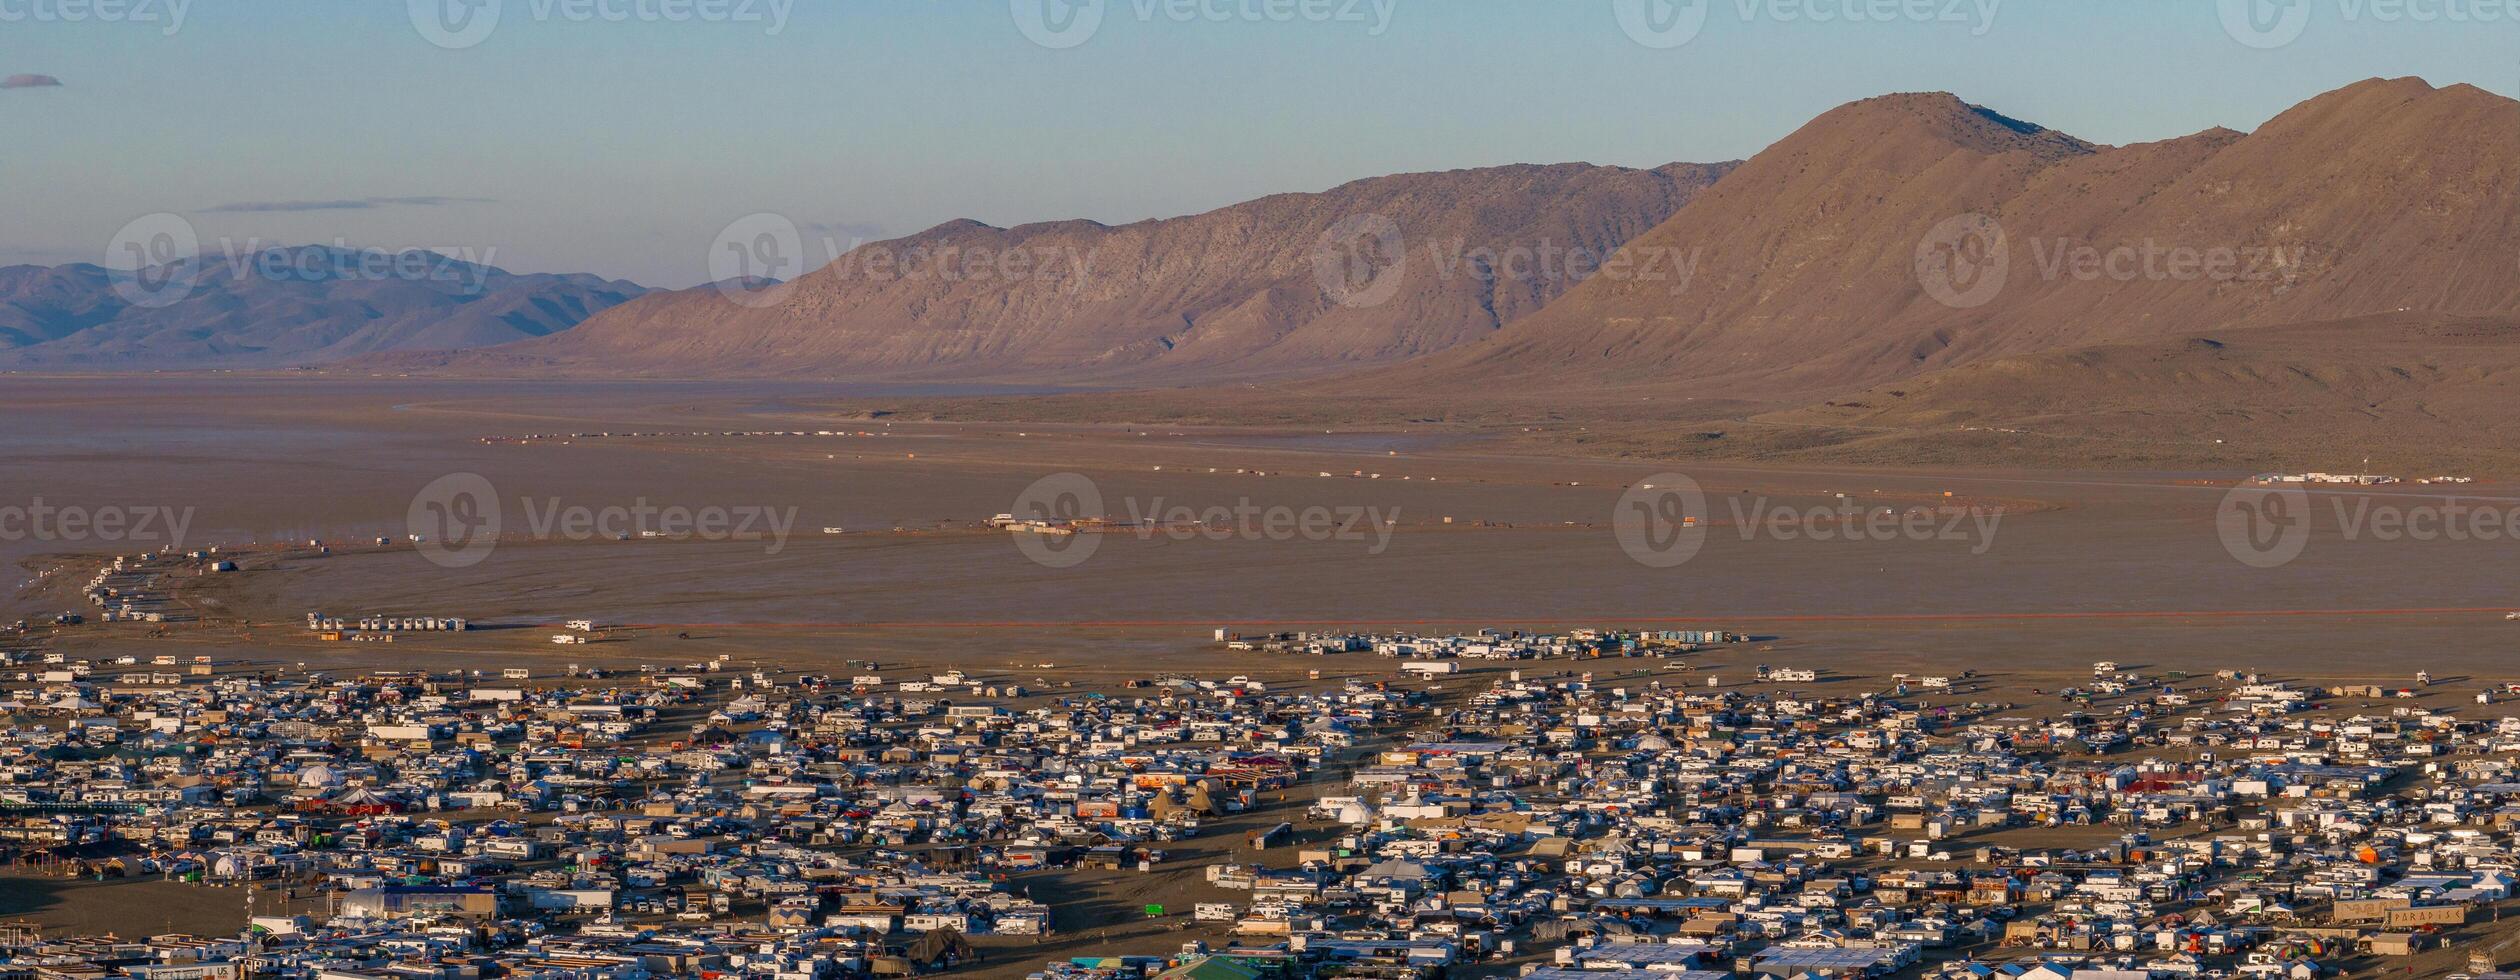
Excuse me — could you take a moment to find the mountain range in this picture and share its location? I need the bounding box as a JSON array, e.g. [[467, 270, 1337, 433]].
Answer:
[[1396, 76, 2520, 399], [383, 161, 1736, 382], [23, 77, 2520, 464], [382, 77, 2520, 402], [0, 246, 646, 369]]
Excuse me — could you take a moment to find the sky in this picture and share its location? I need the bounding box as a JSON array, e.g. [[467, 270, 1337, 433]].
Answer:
[[6, 0, 2517, 287]]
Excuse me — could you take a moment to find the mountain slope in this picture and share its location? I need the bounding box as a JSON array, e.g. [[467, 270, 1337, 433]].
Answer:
[[411, 162, 1737, 382], [1402, 78, 2520, 396], [1728, 311, 2520, 470], [0, 246, 647, 368]]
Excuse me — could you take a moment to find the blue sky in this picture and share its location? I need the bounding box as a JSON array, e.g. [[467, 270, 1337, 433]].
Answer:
[[7, 1, 2516, 286]]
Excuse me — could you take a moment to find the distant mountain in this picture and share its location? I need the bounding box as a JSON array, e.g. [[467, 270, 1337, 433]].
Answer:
[[397, 76, 2520, 414], [1400, 77, 2520, 397], [394, 162, 1736, 382], [0, 245, 647, 368]]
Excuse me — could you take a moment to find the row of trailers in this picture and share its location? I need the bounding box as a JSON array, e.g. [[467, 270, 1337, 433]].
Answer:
[[306, 613, 470, 633]]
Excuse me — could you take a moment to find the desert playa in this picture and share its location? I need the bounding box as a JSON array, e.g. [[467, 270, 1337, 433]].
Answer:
[[6, 377, 2518, 677]]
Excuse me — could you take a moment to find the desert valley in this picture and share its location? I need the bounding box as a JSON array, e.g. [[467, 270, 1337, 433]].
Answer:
[[12, 10, 2520, 976]]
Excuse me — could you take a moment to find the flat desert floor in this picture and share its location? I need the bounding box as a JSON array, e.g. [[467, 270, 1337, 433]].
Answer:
[[7, 376, 2519, 676]]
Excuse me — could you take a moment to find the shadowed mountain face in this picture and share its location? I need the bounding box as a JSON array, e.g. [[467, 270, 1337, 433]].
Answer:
[[1400, 77, 2520, 397], [0, 246, 647, 368], [396, 161, 1737, 382]]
